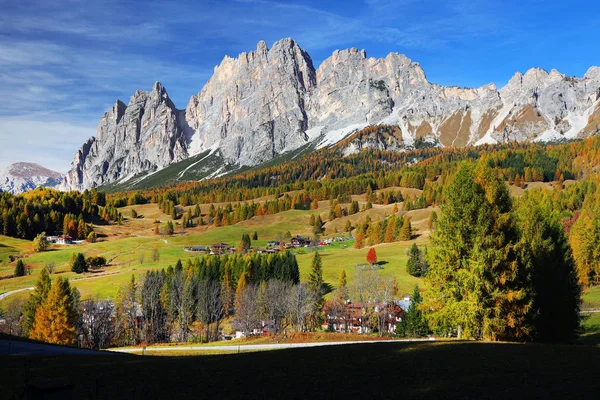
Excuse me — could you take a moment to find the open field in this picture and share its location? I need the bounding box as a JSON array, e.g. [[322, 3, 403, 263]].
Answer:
[[0, 198, 430, 299], [1, 192, 599, 312], [2, 340, 600, 399]]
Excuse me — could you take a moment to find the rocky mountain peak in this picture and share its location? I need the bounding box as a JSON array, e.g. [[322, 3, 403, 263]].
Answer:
[[1, 162, 63, 194], [585, 66, 600, 80], [61, 38, 600, 191]]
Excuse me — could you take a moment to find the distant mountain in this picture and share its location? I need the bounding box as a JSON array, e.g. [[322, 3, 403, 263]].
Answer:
[[0, 162, 63, 194], [61, 38, 600, 191]]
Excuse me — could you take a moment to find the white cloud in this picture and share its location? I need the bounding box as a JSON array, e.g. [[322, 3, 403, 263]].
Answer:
[[0, 117, 97, 172]]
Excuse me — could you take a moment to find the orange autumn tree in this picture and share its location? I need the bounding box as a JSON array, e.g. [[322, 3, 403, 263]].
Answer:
[[366, 247, 378, 265], [30, 276, 78, 345]]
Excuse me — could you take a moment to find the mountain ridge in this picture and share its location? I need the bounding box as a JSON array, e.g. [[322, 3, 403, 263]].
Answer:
[[61, 38, 600, 191], [0, 162, 63, 194]]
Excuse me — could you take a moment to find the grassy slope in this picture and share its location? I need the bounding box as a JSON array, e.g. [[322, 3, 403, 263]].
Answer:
[[2, 341, 600, 399], [1, 192, 599, 308], [0, 199, 426, 299]]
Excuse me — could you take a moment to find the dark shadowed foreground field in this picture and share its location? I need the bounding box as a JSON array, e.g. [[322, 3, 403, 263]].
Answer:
[[2, 341, 600, 399]]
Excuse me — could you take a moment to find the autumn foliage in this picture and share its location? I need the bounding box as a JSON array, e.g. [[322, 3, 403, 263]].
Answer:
[[366, 248, 377, 264], [29, 276, 78, 345]]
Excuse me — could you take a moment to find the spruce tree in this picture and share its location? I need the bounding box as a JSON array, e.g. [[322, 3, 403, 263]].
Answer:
[[398, 285, 428, 337], [425, 162, 521, 340], [240, 233, 252, 252], [308, 252, 325, 329], [313, 215, 324, 235], [71, 252, 87, 273], [398, 217, 412, 241], [517, 198, 581, 342], [14, 259, 25, 277]]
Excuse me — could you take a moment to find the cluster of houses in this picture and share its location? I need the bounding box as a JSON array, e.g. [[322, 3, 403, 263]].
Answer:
[[183, 235, 353, 256], [321, 297, 413, 334], [184, 243, 232, 255]]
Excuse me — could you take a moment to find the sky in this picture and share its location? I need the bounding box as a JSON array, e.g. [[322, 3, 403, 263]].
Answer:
[[0, 0, 599, 172]]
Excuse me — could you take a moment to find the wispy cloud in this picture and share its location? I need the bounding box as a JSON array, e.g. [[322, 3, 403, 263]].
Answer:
[[0, 0, 593, 171]]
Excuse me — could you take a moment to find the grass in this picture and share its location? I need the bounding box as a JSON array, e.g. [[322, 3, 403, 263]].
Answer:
[[1, 196, 598, 305], [0, 200, 426, 299], [2, 341, 600, 398], [582, 286, 600, 310]]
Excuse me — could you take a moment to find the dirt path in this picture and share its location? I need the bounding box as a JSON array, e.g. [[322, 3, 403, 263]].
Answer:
[[0, 287, 34, 301], [112, 338, 435, 354]]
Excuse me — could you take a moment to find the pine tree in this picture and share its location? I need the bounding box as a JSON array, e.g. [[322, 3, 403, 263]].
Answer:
[[517, 198, 581, 342], [425, 162, 521, 340], [30, 276, 78, 345], [165, 220, 174, 236], [398, 217, 412, 241], [384, 219, 396, 242], [14, 259, 25, 277], [397, 285, 428, 337], [71, 252, 88, 273], [240, 233, 252, 252], [252, 231, 258, 240], [21, 268, 52, 335], [308, 252, 325, 330], [313, 215, 324, 235], [234, 271, 249, 312], [354, 231, 365, 249], [428, 211, 437, 230], [344, 220, 352, 233], [406, 244, 429, 277], [337, 269, 348, 301]]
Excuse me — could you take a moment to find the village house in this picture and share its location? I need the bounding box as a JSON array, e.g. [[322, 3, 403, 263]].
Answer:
[[210, 243, 230, 255], [184, 245, 209, 253], [50, 235, 74, 245], [323, 301, 404, 334], [291, 236, 312, 247]]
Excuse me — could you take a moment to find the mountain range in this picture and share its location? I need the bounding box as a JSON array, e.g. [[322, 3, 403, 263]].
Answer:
[[0, 162, 63, 194], [60, 38, 600, 191]]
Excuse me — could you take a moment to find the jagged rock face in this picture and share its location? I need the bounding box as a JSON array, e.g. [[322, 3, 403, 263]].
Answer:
[[185, 38, 316, 165], [61, 83, 190, 190], [0, 162, 63, 194], [62, 38, 600, 191]]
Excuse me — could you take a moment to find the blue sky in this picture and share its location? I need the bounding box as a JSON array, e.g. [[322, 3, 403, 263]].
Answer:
[[0, 0, 599, 172]]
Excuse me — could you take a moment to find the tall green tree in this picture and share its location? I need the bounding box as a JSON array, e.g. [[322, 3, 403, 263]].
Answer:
[[398, 217, 412, 241], [425, 162, 522, 340], [516, 197, 581, 342], [240, 233, 252, 252], [14, 259, 26, 277], [313, 215, 324, 235], [71, 252, 88, 273], [21, 268, 52, 335], [397, 285, 428, 337], [308, 252, 325, 329], [406, 244, 429, 277]]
